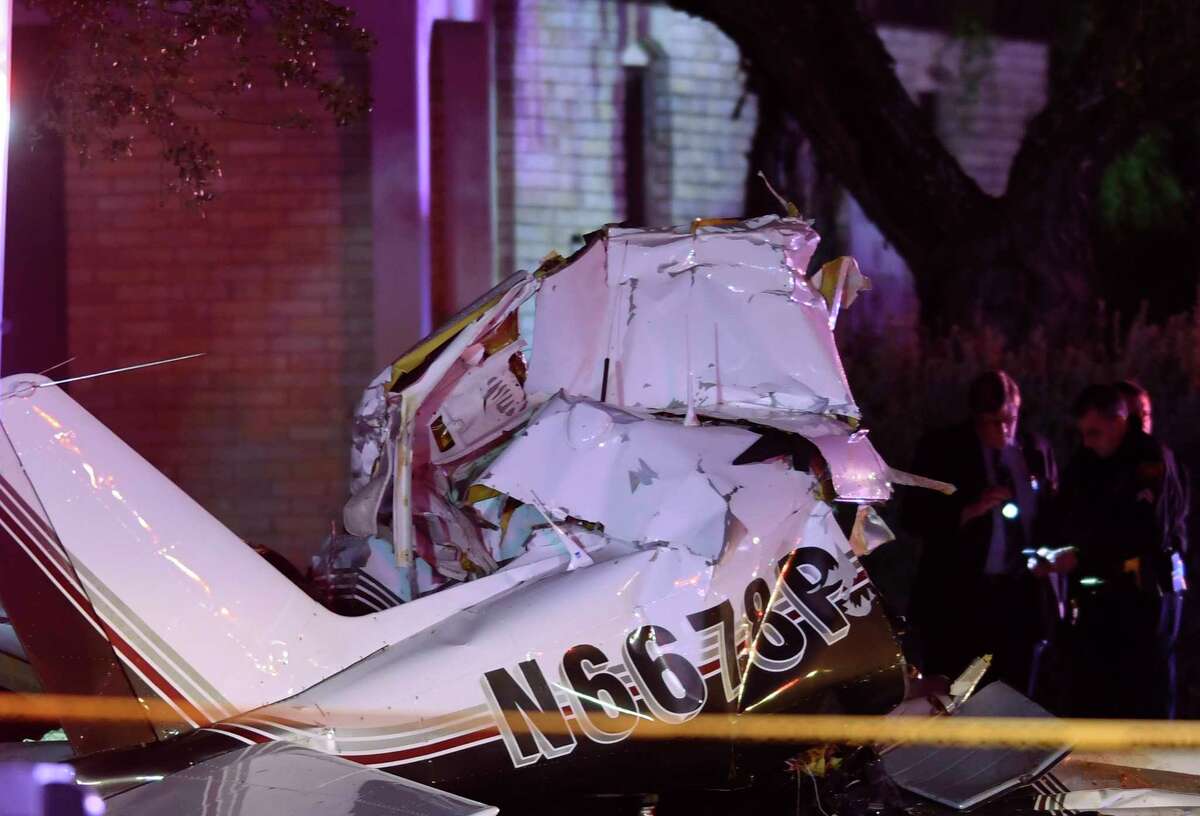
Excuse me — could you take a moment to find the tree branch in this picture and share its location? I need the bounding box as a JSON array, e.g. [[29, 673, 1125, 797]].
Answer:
[[28, 0, 372, 203], [665, 0, 993, 266]]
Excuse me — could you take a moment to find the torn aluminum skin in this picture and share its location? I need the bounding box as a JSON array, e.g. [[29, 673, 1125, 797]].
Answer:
[[528, 216, 856, 431], [333, 215, 908, 602], [477, 394, 814, 563]]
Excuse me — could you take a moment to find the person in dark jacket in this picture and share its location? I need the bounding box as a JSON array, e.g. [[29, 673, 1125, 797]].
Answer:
[[1058, 383, 1186, 718], [905, 370, 1061, 694], [1114, 380, 1190, 562], [1057, 383, 1188, 717]]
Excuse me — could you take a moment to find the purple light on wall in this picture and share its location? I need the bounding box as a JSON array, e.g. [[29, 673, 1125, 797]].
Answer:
[[416, 0, 485, 334], [0, 0, 13, 374]]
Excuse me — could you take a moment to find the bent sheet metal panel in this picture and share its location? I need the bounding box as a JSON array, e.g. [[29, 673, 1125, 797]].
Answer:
[[521, 217, 857, 423], [477, 394, 810, 561], [604, 218, 857, 420], [103, 742, 497, 816], [525, 238, 611, 401], [806, 431, 893, 503]]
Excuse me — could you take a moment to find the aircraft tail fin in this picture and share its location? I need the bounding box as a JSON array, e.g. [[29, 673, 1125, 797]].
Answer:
[[0, 402, 161, 752], [0, 374, 372, 742]]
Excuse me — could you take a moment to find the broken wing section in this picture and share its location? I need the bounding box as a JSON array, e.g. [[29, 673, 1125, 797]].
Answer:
[[102, 742, 497, 816]]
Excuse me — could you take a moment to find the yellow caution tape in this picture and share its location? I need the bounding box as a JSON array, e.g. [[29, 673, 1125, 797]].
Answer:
[[0, 693, 178, 726], [9, 694, 1200, 752], [514, 711, 1200, 751]]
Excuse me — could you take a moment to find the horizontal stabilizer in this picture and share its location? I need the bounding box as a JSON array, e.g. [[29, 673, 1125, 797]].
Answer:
[[103, 742, 498, 815]]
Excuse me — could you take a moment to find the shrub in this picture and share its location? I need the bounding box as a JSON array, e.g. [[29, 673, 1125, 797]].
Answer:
[[839, 300, 1200, 473]]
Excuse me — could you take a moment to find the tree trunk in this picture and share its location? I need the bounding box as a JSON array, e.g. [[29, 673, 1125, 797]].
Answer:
[[667, 0, 1200, 337]]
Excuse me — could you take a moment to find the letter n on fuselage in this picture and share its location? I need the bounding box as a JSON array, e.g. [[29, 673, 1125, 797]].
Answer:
[[482, 660, 576, 767]]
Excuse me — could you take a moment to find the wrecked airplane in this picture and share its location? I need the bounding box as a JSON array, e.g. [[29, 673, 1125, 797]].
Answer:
[[0, 216, 1192, 815]]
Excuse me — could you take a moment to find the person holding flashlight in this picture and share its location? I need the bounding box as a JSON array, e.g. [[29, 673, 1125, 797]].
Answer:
[[905, 370, 1061, 697]]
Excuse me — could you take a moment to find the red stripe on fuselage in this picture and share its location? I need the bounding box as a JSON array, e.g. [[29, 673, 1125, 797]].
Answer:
[[0, 476, 61, 541], [207, 724, 270, 744], [0, 479, 208, 725], [345, 726, 503, 765]]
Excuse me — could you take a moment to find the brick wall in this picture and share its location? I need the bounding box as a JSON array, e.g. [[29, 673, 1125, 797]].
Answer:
[[62, 44, 374, 566], [494, 0, 757, 275]]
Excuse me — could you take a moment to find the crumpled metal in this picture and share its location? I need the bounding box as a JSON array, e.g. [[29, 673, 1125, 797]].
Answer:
[[525, 216, 859, 427], [478, 394, 817, 564], [349, 367, 394, 496], [847, 505, 896, 557], [335, 216, 946, 603]]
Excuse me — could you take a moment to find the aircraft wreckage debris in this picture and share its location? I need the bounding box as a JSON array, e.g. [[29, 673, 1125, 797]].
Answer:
[[0, 216, 1194, 815]]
